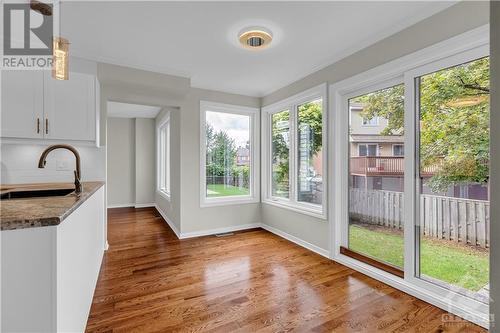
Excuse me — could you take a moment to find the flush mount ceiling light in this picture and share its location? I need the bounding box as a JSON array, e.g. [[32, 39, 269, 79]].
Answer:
[[238, 27, 273, 50]]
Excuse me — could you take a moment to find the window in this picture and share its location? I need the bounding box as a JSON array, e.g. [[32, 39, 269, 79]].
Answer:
[[393, 144, 404, 156], [362, 116, 379, 126], [358, 143, 378, 156], [263, 84, 327, 218], [271, 110, 290, 198], [200, 101, 259, 207], [157, 112, 170, 200]]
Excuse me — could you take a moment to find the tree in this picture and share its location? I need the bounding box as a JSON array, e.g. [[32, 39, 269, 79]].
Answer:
[[271, 101, 323, 190], [354, 57, 489, 191], [205, 125, 237, 178]]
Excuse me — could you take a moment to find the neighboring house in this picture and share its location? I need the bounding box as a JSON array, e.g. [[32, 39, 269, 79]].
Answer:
[[349, 103, 487, 199], [349, 102, 404, 158], [236, 147, 250, 166]]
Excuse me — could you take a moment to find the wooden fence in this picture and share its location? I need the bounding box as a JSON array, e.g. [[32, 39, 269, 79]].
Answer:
[[349, 188, 490, 248]]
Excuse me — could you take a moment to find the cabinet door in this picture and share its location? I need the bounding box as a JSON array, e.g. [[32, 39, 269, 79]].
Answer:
[[43, 72, 96, 141], [1, 71, 44, 139]]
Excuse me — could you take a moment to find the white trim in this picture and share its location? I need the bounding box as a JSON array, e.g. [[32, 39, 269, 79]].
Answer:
[[107, 203, 135, 208], [261, 224, 330, 259], [262, 200, 327, 220], [134, 203, 155, 208], [330, 25, 490, 329], [261, 83, 328, 219], [154, 204, 181, 239], [156, 190, 171, 202], [157, 111, 171, 200], [179, 223, 262, 239], [200, 100, 260, 207]]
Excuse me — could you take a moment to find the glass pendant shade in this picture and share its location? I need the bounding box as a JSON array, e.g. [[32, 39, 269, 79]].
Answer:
[[52, 37, 69, 80]]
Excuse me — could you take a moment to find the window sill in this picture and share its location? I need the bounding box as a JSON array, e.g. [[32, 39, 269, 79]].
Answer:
[[157, 190, 171, 201], [262, 199, 327, 220], [200, 196, 259, 208]]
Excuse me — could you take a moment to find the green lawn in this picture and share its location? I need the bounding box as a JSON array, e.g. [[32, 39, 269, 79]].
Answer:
[[207, 184, 249, 197], [349, 224, 489, 292]]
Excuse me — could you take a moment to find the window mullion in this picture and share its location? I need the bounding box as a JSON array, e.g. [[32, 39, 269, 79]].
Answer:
[[290, 103, 298, 205]]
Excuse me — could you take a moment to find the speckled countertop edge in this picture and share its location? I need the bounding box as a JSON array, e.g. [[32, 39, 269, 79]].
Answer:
[[1, 182, 105, 231]]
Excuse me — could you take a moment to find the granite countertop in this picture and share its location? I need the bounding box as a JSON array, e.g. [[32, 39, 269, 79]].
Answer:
[[0, 181, 105, 231]]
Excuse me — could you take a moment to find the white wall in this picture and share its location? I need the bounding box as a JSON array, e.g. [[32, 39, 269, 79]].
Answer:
[[0, 144, 105, 184], [260, 1, 489, 253], [178, 88, 261, 235], [135, 118, 156, 205], [106, 117, 135, 206]]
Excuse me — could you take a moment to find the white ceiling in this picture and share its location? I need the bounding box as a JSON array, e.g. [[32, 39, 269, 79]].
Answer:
[[107, 101, 162, 118], [62, 1, 455, 97]]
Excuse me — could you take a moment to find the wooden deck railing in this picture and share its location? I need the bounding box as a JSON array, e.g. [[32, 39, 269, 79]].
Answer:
[[349, 156, 440, 176], [349, 188, 490, 248]]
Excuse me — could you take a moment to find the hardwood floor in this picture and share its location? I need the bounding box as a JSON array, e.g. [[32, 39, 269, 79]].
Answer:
[[85, 207, 486, 332]]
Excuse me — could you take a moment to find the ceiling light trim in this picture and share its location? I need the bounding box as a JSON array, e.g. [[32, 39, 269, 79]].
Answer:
[[238, 27, 273, 50]]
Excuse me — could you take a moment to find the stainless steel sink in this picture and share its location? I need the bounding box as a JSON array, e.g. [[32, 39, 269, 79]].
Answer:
[[0, 188, 75, 200]]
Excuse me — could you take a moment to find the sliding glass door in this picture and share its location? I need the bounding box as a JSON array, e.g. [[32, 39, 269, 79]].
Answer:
[[339, 44, 490, 320], [414, 56, 489, 302], [346, 84, 405, 271]]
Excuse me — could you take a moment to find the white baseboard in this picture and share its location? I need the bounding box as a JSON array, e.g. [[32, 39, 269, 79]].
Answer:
[[179, 223, 262, 239], [134, 203, 155, 208], [261, 224, 330, 259], [154, 204, 181, 239], [107, 203, 134, 209]]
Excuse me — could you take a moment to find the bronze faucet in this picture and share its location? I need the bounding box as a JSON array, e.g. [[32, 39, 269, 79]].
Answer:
[[38, 144, 82, 194]]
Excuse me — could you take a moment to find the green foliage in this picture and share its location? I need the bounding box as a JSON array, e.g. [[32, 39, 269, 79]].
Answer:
[[356, 84, 405, 136], [354, 57, 490, 191], [205, 124, 237, 177], [298, 101, 323, 156], [271, 101, 323, 189], [205, 124, 250, 187]]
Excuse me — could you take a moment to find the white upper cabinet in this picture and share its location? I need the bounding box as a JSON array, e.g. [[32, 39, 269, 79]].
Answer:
[[1, 70, 97, 143], [43, 72, 96, 141], [1, 71, 44, 139]]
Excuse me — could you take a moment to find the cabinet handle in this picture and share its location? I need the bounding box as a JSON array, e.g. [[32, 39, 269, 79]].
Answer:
[[37, 118, 40, 134], [45, 118, 48, 134]]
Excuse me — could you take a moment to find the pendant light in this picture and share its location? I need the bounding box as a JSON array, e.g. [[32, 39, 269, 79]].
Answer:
[[52, 36, 69, 80], [52, 0, 69, 80]]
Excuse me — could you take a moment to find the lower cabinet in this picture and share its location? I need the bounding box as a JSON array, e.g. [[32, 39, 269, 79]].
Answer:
[[1, 187, 105, 332]]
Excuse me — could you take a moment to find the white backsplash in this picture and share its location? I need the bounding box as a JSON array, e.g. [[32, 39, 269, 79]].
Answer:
[[1, 143, 106, 184]]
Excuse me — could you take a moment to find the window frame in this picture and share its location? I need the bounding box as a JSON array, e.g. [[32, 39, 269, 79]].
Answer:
[[157, 111, 171, 201], [361, 116, 379, 126], [262, 83, 328, 219], [358, 143, 379, 157], [200, 100, 260, 207], [330, 26, 489, 328], [392, 144, 404, 156]]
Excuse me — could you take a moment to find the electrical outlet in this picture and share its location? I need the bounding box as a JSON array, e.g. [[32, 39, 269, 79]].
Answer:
[[56, 159, 71, 171]]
